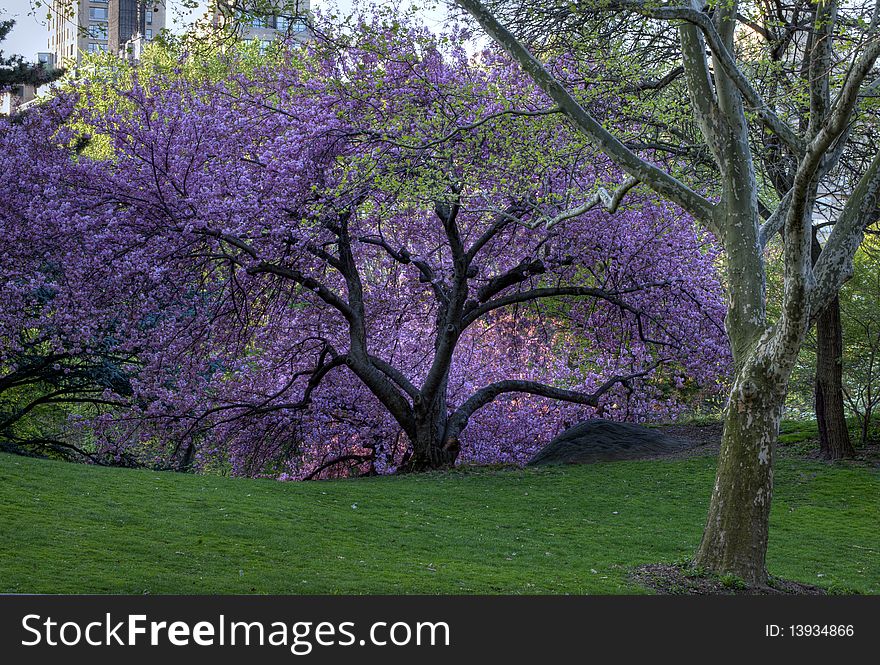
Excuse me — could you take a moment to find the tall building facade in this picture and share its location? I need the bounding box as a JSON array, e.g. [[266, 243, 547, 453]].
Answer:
[[212, 0, 311, 48], [48, 0, 166, 66]]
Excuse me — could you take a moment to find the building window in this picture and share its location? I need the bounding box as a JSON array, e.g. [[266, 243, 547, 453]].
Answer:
[[88, 22, 108, 40], [145, 29, 153, 40], [146, 11, 153, 24], [86, 43, 107, 53], [275, 16, 307, 33], [89, 7, 108, 20]]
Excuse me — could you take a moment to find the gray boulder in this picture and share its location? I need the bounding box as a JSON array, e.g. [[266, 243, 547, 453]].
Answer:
[[526, 419, 691, 466]]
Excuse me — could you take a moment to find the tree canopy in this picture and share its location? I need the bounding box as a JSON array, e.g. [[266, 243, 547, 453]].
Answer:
[[1, 12, 727, 478]]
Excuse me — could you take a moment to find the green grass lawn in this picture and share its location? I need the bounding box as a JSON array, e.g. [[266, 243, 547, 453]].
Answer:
[[0, 451, 877, 594]]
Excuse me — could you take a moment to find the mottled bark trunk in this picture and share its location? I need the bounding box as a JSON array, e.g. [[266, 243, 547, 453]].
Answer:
[[693, 173, 795, 584], [694, 361, 782, 585], [814, 297, 855, 459]]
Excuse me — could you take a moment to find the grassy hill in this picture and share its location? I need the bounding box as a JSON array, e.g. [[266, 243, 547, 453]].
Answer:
[[0, 451, 877, 594]]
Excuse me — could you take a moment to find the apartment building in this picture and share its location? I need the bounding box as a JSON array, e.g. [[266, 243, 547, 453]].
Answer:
[[47, 0, 166, 66], [212, 0, 311, 49]]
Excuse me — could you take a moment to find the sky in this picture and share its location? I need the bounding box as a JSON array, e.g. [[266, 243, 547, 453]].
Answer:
[[0, 1, 452, 60]]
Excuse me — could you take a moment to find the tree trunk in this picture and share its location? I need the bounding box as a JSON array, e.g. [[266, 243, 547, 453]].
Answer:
[[811, 228, 855, 459], [694, 362, 783, 585], [399, 440, 458, 473], [809, 244, 849, 458], [397, 396, 460, 473], [179, 442, 195, 471]]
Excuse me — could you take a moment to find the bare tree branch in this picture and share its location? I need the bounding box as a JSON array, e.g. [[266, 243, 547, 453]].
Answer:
[[444, 360, 666, 440], [246, 261, 356, 323], [462, 282, 677, 329]]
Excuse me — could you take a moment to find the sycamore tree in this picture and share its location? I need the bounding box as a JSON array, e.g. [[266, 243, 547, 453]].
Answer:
[[46, 15, 728, 477], [738, 0, 880, 460], [452, 0, 880, 583]]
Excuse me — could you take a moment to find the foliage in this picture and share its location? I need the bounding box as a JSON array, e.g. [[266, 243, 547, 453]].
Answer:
[[60, 13, 727, 476], [1, 11, 728, 479], [0, 19, 63, 88], [0, 97, 208, 464], [781, 237, 880, 445], [839, 239, 880, 444]]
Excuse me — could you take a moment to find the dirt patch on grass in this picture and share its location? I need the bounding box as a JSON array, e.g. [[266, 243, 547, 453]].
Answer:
[[652, 423, 880, 467], [640, 423, 723, 460], [632, 563, 826, 595]]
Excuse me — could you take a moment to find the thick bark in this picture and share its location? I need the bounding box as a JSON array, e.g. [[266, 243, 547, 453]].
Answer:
[[398, 418, 459, 473], [814, 297, 856, 459], [398, 380, 460, 474], [695, 189, 810, 584], [811, 231, 855, 459], [176, 440, 196, 472], [696, 191, 811, 584], [399, 438, 459, 473], [694, 359, 782, 584]]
